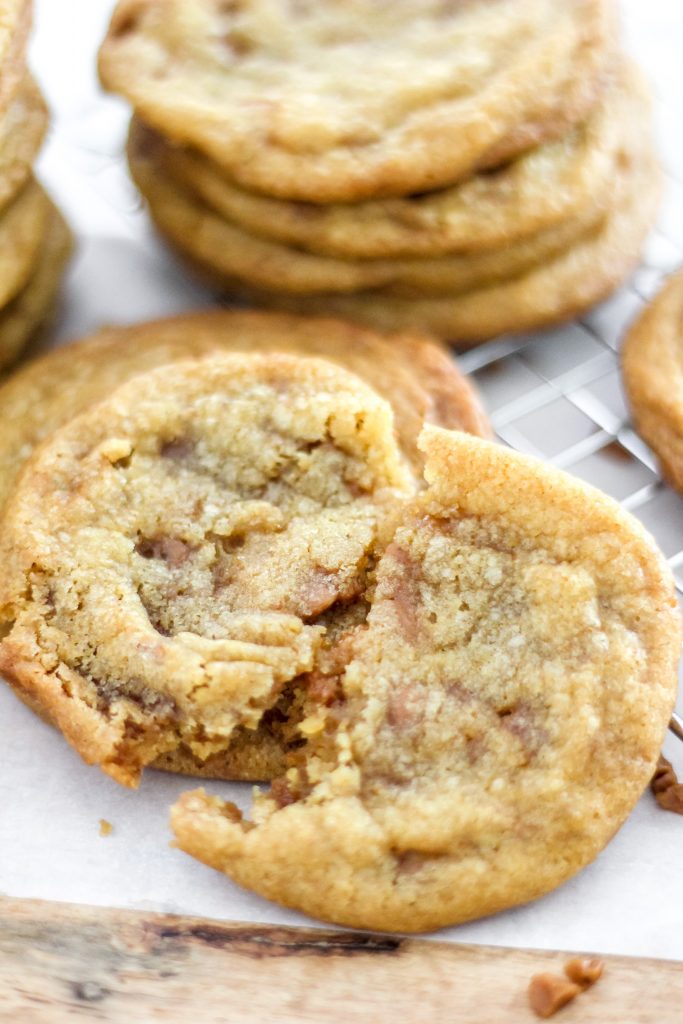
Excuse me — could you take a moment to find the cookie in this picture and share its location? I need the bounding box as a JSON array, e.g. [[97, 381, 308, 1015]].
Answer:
[[0, 75, 48, 215], [0, 354, 413, 786], [159, 63, 636, 261], [0, 0, 32, 112], [622, 270, 683, 493], [240, 133, 660, 344], [0, 309, 489, 511], [128, 120, 612, 299], [0, 203, 73, 371], [99, 0, 616, 203], [171, 427, 680, 933], [0, 177, 53, 313]]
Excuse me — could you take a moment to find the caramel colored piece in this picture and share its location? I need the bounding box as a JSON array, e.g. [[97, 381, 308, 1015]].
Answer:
[[528, 974, 581, 1019], [651, 755, 683, 815], [564, 956, 604, 987]]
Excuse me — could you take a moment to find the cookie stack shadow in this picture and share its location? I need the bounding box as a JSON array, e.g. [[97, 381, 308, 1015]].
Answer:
[[100, 0, 659, 345], [0, 0, 72, 373]]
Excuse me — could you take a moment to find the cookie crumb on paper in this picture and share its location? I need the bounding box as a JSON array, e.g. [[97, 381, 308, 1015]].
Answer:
[[651, 755, 683, 815]]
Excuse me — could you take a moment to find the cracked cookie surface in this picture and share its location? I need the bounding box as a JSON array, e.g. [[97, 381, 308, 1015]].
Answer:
[[0, 310, 489, 513], [99, 0, 616, 202], [0, 354, 412, 785], [172, 428, 680, 932]]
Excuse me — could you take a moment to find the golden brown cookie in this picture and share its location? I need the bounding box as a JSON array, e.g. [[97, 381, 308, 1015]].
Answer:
[[622, 270, 683, 494], [172, 427, 680, 933], [0, 75, 48, 215], [0, 310, 488, 784], [99, 0, 616, 202], [0, 0, 32, 112], [235, 132, 660, 344], [0, 309, 489, 511], [0, 203, 73, 371], [0, 354, 413, 786], [158, 63, 636, 261], [0, 177, 54, 314], [128, 119, 613, 299]]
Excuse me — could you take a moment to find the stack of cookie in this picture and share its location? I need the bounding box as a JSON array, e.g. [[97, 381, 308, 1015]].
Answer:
[[0, 311, 678, 932], [99, 0, 658, 345], [0, 1, 72, 372]]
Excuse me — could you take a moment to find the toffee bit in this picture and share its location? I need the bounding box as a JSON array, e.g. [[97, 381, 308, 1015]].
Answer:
[[99, 819, 113, 837], [528, 974, 581, 1019], [650, 754, 683, 815], [564, 956, 604, 987], [270, 776, 298, 808]]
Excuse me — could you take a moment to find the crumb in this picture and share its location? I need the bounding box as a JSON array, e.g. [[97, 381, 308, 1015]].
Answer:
[[650, 755, 683, 814], [99, 818, 113, 837], [528, 974, 581, 1019], [564, 956, 604, 987]]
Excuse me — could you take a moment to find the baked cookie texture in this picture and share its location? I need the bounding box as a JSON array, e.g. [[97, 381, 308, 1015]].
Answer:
[[1, 340, 677, 931], [0, 309, 490, 511], [0, 312, 489, 783], [0, 204, 72, 368], [0, 178, 54, 310], [0, 2, 72, 370], [0, 0, 32, 111], [0, 75, 48, 213], [622, 270, 683, 494], [0, 354, 414, 786], [125, 67, 659, 343], [152, 63, 633, 261], [245, 135, 659, 344], [128, 119, 615, 299], [100, 0, 658, 344], [172, 428, 680, 933], [99, 0, 617, 203]]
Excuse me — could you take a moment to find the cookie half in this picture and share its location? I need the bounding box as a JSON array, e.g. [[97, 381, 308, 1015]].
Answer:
[[172, 428, 680, 933], [622, 270, 683, 493], [0, 354, 413, 786], [99, 0, 616, 202]]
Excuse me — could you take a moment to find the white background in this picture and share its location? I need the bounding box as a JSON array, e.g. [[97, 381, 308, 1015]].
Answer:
[[1, 0, 683, 960]]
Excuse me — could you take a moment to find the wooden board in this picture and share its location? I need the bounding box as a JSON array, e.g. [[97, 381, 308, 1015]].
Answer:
[[0, 897, 681, 1022]]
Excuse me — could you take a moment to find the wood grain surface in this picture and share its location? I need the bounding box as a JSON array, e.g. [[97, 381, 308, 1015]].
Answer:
[[0, 897, 681, 1022]]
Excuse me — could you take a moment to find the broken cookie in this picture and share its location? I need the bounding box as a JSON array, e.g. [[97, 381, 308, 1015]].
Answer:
[[172, 428, 680, 932], [0, 354, 412, 786]]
